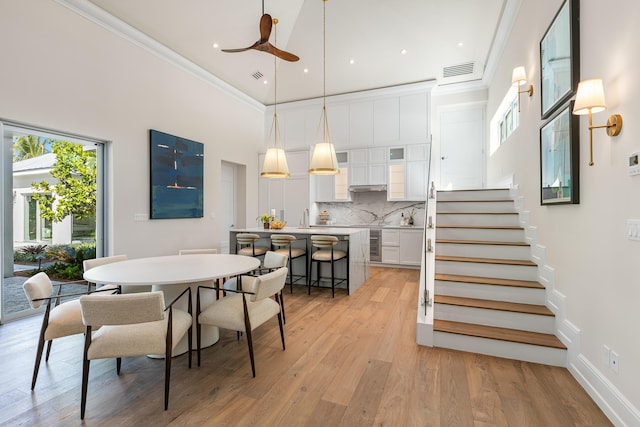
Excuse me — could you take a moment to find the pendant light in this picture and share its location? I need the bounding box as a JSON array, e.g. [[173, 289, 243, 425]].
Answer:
[[309, 0, 339, 175], [260, 18, 290, 178]]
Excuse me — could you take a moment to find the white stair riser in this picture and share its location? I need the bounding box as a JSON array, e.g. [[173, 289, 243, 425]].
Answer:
[[435, 280, 546, 305], [436, 242, 530, 260], [437, 190, 511, 202], [437, 213, 520, 226], [436, 227, 525, 242], [434, 304, 556, 334], [436, 260, 538, 281], [433, 332, 566, 367], [437, 201, 515, 213]]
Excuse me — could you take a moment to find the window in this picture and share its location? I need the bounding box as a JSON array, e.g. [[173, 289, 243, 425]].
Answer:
[[490, 86, 519, 155]]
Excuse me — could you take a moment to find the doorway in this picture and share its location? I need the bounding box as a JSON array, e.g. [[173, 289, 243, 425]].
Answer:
[[439, 103, 485, 190], [1, 121, 106, 322], [220, 161, 246, 253]]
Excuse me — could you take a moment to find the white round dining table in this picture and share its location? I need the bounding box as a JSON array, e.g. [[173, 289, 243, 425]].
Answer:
[[83, 254, 261, 356]]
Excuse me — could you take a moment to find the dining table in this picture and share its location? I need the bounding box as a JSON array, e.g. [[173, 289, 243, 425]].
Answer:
[[83, 253, 261, 356]]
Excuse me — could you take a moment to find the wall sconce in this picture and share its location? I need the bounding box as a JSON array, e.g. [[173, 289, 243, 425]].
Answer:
[[511, 66, 533, 112], [572, 78, 623, 166]]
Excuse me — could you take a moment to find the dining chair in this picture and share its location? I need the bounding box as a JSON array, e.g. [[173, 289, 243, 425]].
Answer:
[[22, 272, 117, 390], [270, 234, 308, 293], [309, 235, 349, 298], [83, 254, 128, 293], [196, 267, 287, 376], [79, 289, 192, 419]]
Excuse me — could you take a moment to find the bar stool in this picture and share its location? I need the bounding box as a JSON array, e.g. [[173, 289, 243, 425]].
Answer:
[[271, 234, 308, 293], [308, 235, 349, 298], [235, 233, 269, 259]]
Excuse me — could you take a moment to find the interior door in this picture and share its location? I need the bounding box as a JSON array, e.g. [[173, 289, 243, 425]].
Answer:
[[220, 162, 237, 254], [439, 104, 485, 190]]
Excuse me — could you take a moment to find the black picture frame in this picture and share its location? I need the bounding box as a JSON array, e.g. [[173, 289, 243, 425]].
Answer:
[[540, 101, 580, 205], [149, 129, 204, 219], [540, 0, 580, 119]]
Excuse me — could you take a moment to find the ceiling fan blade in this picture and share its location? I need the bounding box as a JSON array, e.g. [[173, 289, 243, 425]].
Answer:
[[221, 41, 259, 53], [267, 44, 300, 62], [259, 13, 273, 43]]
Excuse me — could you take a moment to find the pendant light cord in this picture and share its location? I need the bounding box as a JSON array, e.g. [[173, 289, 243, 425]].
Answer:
[[273, 18, 279, 149]]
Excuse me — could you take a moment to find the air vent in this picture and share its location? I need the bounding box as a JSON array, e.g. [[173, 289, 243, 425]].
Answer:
[[442, 62, 475, 78], [251, 70, 264, 80]]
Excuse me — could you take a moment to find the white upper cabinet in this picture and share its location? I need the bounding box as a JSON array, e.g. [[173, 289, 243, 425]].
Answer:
[[374, 98, 400, 145], [400, 92, 429, 142], [283, 109, 307, 150], [326, 103, 349, 149], [349, 101, 374, 147]]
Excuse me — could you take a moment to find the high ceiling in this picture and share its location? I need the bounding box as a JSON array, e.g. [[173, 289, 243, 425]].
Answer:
[[87, 0, 507, 105]]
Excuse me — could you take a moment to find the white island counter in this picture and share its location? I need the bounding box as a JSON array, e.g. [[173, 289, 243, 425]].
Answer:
[[230, 227, 370, 295]]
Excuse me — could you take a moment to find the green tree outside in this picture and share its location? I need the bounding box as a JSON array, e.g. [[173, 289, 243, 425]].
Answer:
[[13, 135, 52, 161], [31, 141, 96, 222]]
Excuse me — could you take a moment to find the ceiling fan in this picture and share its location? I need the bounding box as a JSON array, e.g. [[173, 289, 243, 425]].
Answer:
[[222, 2, 300, 62]]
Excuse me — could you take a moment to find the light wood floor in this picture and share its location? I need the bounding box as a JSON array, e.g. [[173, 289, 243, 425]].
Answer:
[[0, 267, 611, 426]]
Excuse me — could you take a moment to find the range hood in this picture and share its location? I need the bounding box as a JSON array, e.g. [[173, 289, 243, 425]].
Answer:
[[349, 184, 387, 192]]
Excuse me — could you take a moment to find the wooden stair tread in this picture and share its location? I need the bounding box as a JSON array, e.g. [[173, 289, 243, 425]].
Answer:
[[434, 319, 566, 349], [434, 295, 554, 316], [436, 225, 524, 230], [435, 273, 544, 289], [435, 255, 537, 267], [438, 199, 513, 203], [437, 212, 518, 215], [436, 239, 529, 247]]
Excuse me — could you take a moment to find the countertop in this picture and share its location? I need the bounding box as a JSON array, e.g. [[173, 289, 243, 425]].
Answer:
[[231, 227, 369, 235], [310, 224, 424, 230]]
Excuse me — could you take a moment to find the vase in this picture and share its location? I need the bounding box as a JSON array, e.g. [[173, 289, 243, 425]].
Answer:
[[263, 222, 270, 230], [408, 218, 414, 226]]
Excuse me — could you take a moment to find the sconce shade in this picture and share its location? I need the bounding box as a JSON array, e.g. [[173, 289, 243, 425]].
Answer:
[[573, 78, 607, 115], [309, 141, 339, 175], [261, 146, 290, 178], [511, 66, 527, 84]]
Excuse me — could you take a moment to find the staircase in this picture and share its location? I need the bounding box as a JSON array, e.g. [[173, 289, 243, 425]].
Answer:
[[432, 189, 567, 366]]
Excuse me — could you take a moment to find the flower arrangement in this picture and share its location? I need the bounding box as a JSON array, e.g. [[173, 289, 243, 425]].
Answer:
[[257, 213, 275, 224], [407, 208, 416, 225]]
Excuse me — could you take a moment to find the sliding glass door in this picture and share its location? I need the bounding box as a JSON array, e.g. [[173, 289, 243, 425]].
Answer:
[[0, 121, 106, 322]]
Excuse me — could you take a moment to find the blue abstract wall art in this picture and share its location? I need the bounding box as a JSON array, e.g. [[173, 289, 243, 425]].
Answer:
[[150, 129, 204, 219]]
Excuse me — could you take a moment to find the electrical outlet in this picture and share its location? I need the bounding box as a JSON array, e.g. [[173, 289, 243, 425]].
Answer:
[[602, 345, 611, 367], [610, 351, 620, 374]]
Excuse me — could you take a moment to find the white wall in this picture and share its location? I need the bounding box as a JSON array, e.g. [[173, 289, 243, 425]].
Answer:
[[0, 0, 264, 258], [487, 0, 640, 421]]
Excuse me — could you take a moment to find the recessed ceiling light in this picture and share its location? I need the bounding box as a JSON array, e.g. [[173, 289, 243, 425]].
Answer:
[[400, 49, 407, 55], [349, 59, 355, 65], [458, 42, 464, 47], [213, 42, 219, 49], [303, 68, 309, 73], [263, 80, 268, 85]]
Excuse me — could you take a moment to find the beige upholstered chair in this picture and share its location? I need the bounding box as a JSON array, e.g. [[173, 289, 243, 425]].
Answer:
[[309, 235, 349, 298], [22, 272, 117, 390], [178, 248, 218, 255], [235, 233, 269, 258], [84, 254, 150, 294], [196, 267, 287, 376], [79, 290, 192, 419], [271, 234, 308, 293]]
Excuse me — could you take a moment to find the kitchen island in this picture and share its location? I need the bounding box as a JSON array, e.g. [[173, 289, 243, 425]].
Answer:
[[230, 227, 370, 295]]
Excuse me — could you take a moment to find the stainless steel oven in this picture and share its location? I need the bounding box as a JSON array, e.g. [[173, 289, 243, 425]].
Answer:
[[369, 228, 381, 262]]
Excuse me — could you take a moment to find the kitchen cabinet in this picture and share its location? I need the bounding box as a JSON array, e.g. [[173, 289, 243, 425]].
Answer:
[[350, 147, 386, 186], [313, 151, 350, 202], [387, 144, 429, 201], [381, 228, 422, 266], [258, 151, 310, 223]]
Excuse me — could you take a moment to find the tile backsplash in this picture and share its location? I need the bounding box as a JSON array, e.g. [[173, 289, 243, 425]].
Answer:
[[313, 192, 425, 226]]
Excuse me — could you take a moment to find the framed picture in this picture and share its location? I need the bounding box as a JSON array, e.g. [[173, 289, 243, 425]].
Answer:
[[540, 0, 580, 119], [149, 129, 204, 219], [540, 102, 579, 205]]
